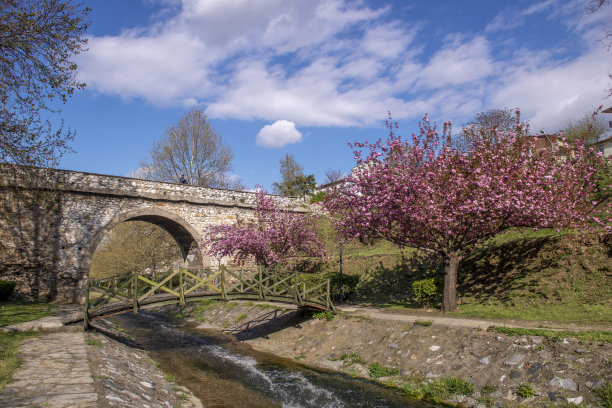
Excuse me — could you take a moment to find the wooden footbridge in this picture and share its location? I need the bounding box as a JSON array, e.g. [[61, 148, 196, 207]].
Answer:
[[83, 266, 334, 329]]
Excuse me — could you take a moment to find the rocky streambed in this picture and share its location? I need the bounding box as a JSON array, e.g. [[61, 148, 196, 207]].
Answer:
[[160, 301, 611, 407]]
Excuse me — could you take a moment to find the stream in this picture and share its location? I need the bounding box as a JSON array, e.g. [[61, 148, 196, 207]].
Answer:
[[104, 310, 435, 408]]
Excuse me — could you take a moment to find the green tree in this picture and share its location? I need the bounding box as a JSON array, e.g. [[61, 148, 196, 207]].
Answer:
[[272, 153, 316, 197], [0, 0, 90, 167], [140, 107, 244, 190]]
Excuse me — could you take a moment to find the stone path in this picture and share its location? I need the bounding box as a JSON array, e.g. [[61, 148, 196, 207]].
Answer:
[[0, 332, 98, 408]]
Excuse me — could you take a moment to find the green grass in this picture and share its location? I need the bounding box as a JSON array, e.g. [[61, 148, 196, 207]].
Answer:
[[235, 313, 247, 323], [85, 337, 103, 347], [339, 353, 366, 366], [451, 302, 612, 325], [488, 326, 612, 343], [414, 319, 433, 327], [0, 301, 53, 393], [401, 377, 474, 402], [317, 223, 611, 326], [312, 310, 334, 321], [0, 331, 37, 392], [593, 383, 612, 408], [164, 373, 177, 382], [368, 362, 400, 378], [190, 299, 217, 321], [517, 383, 535, 398], [0, 301, 53, 327]]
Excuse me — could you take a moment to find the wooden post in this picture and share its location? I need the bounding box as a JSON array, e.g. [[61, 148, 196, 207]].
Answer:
[[83, 279, 90, 330], [132, 274, 139, 314], [293, 272, 299, 306], [326, 278, 331, 311], [339, 240, 343, 306], [179, 268, 185, 306], [240, 269, 244, 293], [220, 266, 227, 300], [258, 266, 263, 300]]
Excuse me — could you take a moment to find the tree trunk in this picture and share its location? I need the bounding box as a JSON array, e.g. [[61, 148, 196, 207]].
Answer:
[[442, 252, 462, 312]]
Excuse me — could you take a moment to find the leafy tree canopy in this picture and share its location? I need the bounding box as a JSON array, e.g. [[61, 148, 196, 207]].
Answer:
[[272, 153, 316, 197]]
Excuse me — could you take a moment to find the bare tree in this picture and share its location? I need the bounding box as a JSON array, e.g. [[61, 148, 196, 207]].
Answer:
[[140, 107, 243, 189], [561, 112, 608, 145], [457, 108, 526, 150], [586, 0, 609, 12], [469, 108, 518, 134], [324, 168, 343, 185], [0, 0, 89, 168], [90, 221, 181, 279]]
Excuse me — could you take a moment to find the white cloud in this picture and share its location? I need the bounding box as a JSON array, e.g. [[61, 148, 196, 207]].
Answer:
[[485, 0, 564, 33], [256, 120, 303, 148], [419, 36, 495, 89], [77, 0, 612, 134], [490, 46, 610, 132], [79, 32, 213, 105]]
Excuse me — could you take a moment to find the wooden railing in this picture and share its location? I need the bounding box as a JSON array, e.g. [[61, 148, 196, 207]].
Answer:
[[84, 266, 334, 329]]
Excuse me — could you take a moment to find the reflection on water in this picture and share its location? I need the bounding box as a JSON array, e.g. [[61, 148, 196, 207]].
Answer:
[[107, 311, 434, 408]]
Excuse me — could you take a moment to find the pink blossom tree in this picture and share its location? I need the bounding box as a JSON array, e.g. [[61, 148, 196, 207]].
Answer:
[[203, 189, 325, 268], [325, 112, 607, 312]]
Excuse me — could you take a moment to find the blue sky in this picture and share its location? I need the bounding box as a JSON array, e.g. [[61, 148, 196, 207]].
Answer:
[[58, 0, 612, 190]]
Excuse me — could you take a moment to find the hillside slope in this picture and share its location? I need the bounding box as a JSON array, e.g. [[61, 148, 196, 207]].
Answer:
[[318, 231, 611, 325]]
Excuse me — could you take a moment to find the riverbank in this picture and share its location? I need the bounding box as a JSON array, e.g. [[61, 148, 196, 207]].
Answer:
[[163, 300, 612, 407]]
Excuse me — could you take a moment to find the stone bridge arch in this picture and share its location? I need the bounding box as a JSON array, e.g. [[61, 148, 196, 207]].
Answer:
[[0, 167, 308, 303], [82, 208, 205, 281]]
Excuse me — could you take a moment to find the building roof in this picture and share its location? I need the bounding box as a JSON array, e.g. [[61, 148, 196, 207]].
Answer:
[[523, 134, 558, 150]]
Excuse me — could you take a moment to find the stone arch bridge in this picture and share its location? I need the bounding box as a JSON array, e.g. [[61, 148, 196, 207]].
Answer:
[[0, 167, 307, 303]]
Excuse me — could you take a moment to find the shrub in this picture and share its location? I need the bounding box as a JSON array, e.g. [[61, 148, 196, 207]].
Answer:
[[312, 310, 334, 321], [326, 272, 359, 302], [310, 191, 327, 203], [0, 281, 16, 301], [439, 377, 474, 396], [412, 278, 441, 308], [517, 383, 535, 398], [368, 362, 399, 378]]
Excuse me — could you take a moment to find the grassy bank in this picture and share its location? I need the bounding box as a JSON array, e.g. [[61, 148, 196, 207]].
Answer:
[[0, 302, 53, 392], [314, 218, 611, 325]]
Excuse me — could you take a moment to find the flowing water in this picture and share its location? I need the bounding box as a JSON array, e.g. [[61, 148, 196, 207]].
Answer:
[[107, 311, 434, 408]]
